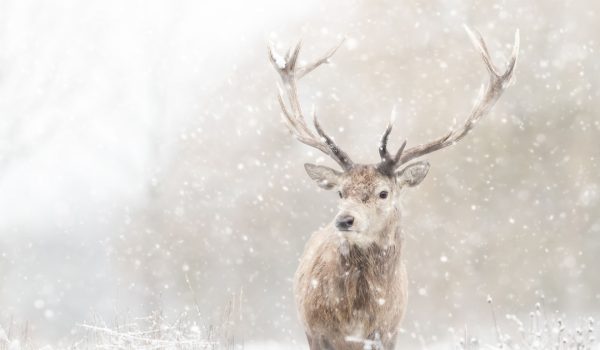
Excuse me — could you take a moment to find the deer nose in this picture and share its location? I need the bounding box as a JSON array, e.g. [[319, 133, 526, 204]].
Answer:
[[335, 215, 354, 231]]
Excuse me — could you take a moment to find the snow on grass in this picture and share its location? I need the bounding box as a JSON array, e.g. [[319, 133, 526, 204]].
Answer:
[[1, 299, 598, 350], [447, 298, 598, 350], [72, 310, 235, 350]]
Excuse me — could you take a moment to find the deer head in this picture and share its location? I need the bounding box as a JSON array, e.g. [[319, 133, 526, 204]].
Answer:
[[269, 28, 519, 244]]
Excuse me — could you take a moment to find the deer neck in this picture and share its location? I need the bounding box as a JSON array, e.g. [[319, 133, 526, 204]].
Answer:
[[337, 216, 403, 273], [379, 206, 403, 248]]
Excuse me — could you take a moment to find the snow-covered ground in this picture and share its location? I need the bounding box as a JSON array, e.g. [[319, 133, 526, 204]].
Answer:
[[2, 300, 598, 350]]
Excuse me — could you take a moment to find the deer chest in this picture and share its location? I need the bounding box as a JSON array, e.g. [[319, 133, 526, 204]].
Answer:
[[296, 248, 406, 338]]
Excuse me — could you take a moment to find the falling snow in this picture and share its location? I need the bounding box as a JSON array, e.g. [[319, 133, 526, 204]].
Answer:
[[0, 0, 599, 349]]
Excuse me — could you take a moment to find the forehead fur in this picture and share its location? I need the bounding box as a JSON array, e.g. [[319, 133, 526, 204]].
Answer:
[[341, 165, 392, 197]]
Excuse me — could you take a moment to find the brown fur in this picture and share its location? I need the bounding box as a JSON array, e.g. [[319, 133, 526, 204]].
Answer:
[[294, 166, 408, 350]]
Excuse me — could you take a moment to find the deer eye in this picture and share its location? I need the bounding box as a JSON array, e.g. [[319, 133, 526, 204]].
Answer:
[[379, 191, 388, 199], [338, 191, 343, 198]]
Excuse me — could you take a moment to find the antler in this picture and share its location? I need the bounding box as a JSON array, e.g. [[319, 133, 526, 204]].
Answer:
[[268, 40, 354, 171], [378, 27, 520, 175]]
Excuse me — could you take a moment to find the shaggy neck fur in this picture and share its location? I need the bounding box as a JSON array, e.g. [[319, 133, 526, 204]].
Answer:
[[335, 207, 403, 307]]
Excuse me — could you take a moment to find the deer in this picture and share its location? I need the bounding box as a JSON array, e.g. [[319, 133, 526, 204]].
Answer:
[[268, 27, 519, 350]]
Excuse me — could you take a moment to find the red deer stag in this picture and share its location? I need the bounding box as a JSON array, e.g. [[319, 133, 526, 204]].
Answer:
[[268, 28, 519, 350]]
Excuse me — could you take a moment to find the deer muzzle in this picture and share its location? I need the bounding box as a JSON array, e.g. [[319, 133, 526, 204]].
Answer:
[[335, 214, 355, 231]]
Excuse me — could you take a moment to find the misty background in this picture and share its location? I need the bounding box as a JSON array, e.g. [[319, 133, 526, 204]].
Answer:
[[0, 0, 599, 347]]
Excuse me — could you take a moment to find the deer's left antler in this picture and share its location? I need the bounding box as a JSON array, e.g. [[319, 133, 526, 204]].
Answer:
[[378, 27, 520, 175]]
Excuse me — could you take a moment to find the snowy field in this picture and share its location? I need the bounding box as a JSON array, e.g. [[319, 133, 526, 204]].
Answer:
[[1, 301, 598, 349]]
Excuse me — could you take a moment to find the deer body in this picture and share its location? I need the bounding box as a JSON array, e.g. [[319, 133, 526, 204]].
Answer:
[[293, 164, 423, 349], [269, 28, 519, 349], [294, 177, 407, 349]]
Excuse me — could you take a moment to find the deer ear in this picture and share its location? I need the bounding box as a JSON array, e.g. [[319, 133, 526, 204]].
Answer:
[[396, 161, 430, 188], [304, 163, 342, 190]]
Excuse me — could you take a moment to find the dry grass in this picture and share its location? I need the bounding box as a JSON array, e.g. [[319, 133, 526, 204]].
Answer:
[[70, 288, 245, 350], [0, 318, 37, 350], [1, 295, 597, 350], [74, 311, 225, 350], [455, 297, 596, 350], [1, 288, 244, 350]]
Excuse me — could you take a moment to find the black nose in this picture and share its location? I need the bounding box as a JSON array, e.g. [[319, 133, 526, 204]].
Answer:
[[335, 215, 354, 230]]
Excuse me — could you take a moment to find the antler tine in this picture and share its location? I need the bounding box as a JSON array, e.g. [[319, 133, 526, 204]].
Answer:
[[377, 106, 409, 175], [312, 107, 354, 167], [387, 27, 519, 169], [378, 106, 395, 162], [297, 38, 345, 79], [269, 39, 354, 171], [465, 25, 501, 78], [504, 29, 520, 80], [286, 40, 302, 71], [392, 139, 407, 163], [379, 124, 393, 161]]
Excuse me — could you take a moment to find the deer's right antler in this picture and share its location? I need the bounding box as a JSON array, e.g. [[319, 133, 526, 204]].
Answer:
[[268, 40, 354, 171], [377, 27, 520, 175]]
